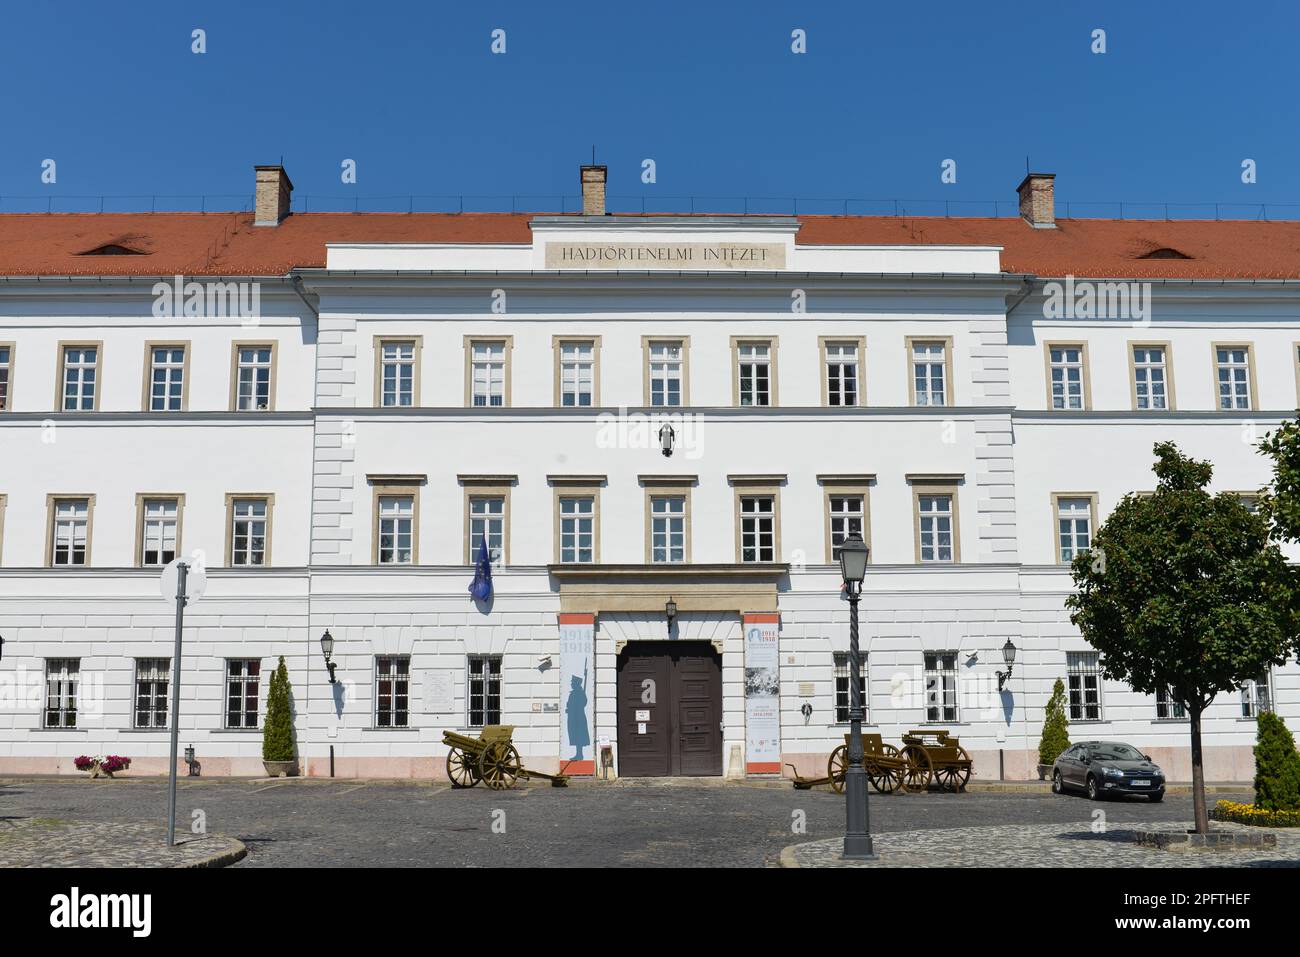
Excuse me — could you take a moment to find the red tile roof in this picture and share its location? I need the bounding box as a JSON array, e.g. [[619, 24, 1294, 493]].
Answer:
[[2, 211, 1299, 280]]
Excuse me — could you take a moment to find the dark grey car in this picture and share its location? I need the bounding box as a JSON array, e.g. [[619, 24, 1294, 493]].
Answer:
[[1051, 740, 1166, 802]]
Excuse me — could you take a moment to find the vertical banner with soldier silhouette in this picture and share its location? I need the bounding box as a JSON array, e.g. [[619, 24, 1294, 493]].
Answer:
[[559, 613, 595, 775]]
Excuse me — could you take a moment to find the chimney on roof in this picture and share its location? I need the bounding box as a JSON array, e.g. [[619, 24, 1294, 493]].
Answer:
[[580, 165, 607, 216], [254, 165, 294, 226], [1017, 172, 1056, 228]]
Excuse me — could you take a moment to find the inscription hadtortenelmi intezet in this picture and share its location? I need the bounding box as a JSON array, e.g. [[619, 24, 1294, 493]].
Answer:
[[544, 242, 786, 269]]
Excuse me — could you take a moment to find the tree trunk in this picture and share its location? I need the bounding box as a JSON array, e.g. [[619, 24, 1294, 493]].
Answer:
[[1189, 705, 1210, 834]]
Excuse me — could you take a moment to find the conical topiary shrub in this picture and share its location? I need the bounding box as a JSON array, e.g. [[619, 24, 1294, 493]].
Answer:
[[261, 656, 297, 771], [1038, 678, 1071, 768], [1254, 711, 1300, 812]]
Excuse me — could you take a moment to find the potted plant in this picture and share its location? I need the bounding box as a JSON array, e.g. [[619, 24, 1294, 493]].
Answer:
[[74, 755, 131, 779], [261, 656, 299, 777], [1037, 678, 1070, 780]]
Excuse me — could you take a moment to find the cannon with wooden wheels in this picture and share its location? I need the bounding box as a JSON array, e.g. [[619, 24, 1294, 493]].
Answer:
[[442, 725, 570, 790], [790, 733, 913, 793], [900, 729, 973, 792]]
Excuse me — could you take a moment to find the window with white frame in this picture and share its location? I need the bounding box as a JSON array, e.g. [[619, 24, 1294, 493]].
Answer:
[[471, 341, 506, 407], [1241, 672, 1273, 717], [236, 346, 273, 411], [833, 652, 867, 723], [44, 658, 80, 728], [133, 657, 170, 728], [911, 341, 947, 406], [736, 342, 772, 406], [226, 659, 261, 729], [1155, 686, 1186, 720], [377, 495, 414, 565], [468, 496, 504, 565], [1132, 346, 1169, 410], [375, 656, 410, 728], [1215, 347, 1252, 410], [924, 652, 958, 722], [1067, 652, 1103, 720], [467, 655, 502, 727], [140, 498, 179, 566], [559, 341, 594, 407], [828, 494, 865, 561], [380, 341, 416, 407], [648, 341, 683, 407], [1048, 345, 1085, 410], [917, 493, 954, 563], [61, 345, 98, 411], [230, 498, 268, 566], [739, 495, 776, 562], [148, 346, 185, 411], [650, 495, 686, 563], [0, 344, 11, 411], [558, 496, 594, 564], [51, 498, 90, 566], [825, 341, 859, 407], [1056, 497, 1092, 563]]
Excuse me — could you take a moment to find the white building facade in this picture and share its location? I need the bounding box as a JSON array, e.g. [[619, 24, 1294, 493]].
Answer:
[[1, 165, 1297, 782]]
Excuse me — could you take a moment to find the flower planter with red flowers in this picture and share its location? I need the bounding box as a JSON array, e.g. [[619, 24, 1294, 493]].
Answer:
[[74, 755, 131, 779]]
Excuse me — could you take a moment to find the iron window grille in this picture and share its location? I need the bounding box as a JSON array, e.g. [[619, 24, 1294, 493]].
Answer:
[[467, 655, 502, 727]]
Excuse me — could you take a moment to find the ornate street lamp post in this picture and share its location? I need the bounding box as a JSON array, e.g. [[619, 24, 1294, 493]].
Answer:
[[838, 534, 875, 860]]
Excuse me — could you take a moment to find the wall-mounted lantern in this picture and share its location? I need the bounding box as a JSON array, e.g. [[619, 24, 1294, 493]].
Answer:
[[320, 630, 338, 684], [996, 639, 1018, 691], [665, 596, 678, 632], [658, 423, 675, 457]]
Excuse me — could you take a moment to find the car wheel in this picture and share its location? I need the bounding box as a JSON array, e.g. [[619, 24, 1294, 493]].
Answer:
[[1052, 769, 1064, 794], [1149, 791, 1164, 803], [1086, 775, 1101, 801]]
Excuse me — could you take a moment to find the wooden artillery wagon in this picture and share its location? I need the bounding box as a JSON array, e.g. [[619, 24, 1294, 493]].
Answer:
[[789, 729, 973, 793], [898, 729, 973, 792], [442, 725, 570, 790]]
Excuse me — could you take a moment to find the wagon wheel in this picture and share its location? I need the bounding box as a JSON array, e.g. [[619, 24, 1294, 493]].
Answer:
[[871, 743, 903, 794], [951, 745, 972, 792], [899, 745, 933, 793], [446, 747, 480, 788], [827, 745, 848, 794], [477, 742, 521, 790]]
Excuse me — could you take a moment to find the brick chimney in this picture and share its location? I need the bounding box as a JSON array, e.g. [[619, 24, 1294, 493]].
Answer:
[[1017, 172, 1055, 228], [580, 165, 607, 216], [254, 165, 294, 226]]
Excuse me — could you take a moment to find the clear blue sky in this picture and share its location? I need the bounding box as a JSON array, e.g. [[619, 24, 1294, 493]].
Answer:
[[1, 0, 1297, 216]]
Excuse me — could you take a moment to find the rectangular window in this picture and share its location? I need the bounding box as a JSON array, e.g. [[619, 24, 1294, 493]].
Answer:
[[379, 340, 416, 407], [833, 652, 867, 723], [230, 497, 269, 566], [924, 652, 958, 722], [911, 340, 948, 406], [1132, 346, 1169, 410], [1048, 345, 1085, 410], [824, 341, 860, 407], [44, 658, 80, 728], [1155, 687, 1186, 721], [226, 659, 261, 729], [650, 495, 686, 563], [1067, 651, 1103, 721], [1241, 672, 1273, 717], [471, 341, 507, 407], [50, 498, 90, 566], [558, 496, 595, 563], [0, 343, 12, 412], [1055, 496, 1092, 563], [147, 345, 186, 412], [133, 657, 171, 729], [917, 493, 955, 563], [60, 345, 98, 411], [467, 655, 502, 727], [1215, 346, 1252, 410], [468, 496, 505, 566], [828, 494, 865, 561], [140, 498, 179, 566], [736, 341, 772, 407], [377, 495, 415, 565], [739, 495, 776, 563], [648, 341, 684, 407], [375, 656, 410, 728], [558, 341, 595, 407], [235, 345, 274, 411]]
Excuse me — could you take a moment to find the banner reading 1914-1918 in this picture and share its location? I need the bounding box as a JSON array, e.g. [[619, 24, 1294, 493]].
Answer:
[[558, 613, 595, 775], [744, 613, 781, 774]]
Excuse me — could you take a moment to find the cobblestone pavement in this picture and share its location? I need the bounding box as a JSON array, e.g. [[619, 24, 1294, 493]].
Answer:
[[0, 777, 1261, 868], [0, 817, 245, 868], [784, 820, 1300, 868]]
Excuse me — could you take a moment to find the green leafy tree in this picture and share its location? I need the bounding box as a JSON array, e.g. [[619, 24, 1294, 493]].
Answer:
[[1038, 678, 1071, 767], [1254, 711, 1300, 812], [262, 656, 296, 763], [1065, 443, 1297, 833]]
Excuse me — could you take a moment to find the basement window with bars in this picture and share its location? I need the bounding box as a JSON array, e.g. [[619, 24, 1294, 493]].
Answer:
[[833, 652, 867, 723], [924, 652, 958, 722], [133, 657, 171, 729], [375, 656, 410, 728], [1241, 672, 1273, 718], [44, 658, 80, 728], [467, 655, 502, 728], [1067, 652, 1103, 721], [1155, 686, 1186, 721]]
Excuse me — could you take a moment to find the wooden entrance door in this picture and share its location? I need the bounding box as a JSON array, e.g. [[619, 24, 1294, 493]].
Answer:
[[616, 642, 722, 776]]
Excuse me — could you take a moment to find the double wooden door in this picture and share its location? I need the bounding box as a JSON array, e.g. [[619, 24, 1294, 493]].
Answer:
[[616, 642, 722, 776]]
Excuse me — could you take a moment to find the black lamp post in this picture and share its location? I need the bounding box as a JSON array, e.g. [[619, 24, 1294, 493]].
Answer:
[[996, 639, 1018, 691], [0, 633, 5, 663], [320, 630, 338, 684], [838, 534, 875, 860]]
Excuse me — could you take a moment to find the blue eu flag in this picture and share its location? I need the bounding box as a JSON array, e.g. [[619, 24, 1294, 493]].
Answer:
[[468, 533, 493, 601]]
